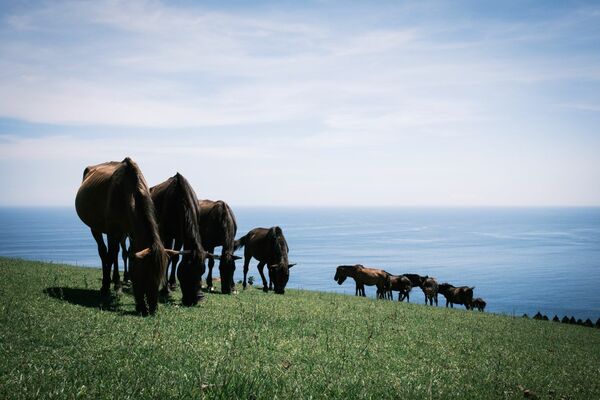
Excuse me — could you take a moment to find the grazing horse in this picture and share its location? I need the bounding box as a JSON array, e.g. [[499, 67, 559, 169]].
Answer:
[[438, 283, 474, 310], [404, 273, 426, 289], [75, 158, 176, 315], [235, 227, 295, 294], [334, 265, 389, 299], [198, 199, 241, 294], [150, 173, 212, 306], [470, 297, 486, 312], [421, 277, 439, 306], [385, 273, 412, 301]]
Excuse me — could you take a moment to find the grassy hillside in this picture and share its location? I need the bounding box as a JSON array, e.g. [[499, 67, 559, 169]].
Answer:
[[1, 257, 599, 399]]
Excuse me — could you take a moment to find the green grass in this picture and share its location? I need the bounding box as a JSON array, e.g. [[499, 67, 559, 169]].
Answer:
[[1, 257, 599, 399]]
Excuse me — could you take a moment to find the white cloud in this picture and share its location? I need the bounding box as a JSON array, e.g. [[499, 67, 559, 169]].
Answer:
[[0, 1, 599, 206]]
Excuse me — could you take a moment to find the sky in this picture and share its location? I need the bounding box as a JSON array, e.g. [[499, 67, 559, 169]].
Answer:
[[0, 0, 599, 207]]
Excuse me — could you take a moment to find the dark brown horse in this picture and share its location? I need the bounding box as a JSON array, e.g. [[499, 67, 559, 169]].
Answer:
[[198, 199, 241, 294], [150, 173, 212, 306], [470, 297, 486, 312], [75, 158, 177, 315], [421, 277, 438, 306], [334, 265, 389, 299], [385, 273, 412, 301], [235, 227, 295, 294], [438, 283, 474, 310]]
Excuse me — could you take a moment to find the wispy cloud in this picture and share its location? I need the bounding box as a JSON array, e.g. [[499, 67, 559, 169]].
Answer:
[[0, 0, 599, 206], [3, 0, 598, 130]]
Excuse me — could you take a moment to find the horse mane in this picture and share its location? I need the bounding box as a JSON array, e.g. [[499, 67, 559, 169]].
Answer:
[[111, 158, 163, 248], [219, 201, 237, 252], [171, 173, 204, 256], [268, 226, 289, 264]]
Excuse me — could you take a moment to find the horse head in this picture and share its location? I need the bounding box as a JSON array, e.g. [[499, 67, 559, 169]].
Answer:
[[219, 251, 242, 294], [268, 262, 295, 294], [176, 250, 207, 306]]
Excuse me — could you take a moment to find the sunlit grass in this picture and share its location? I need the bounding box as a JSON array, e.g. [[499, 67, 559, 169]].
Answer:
[[1, 257, 599, 399]]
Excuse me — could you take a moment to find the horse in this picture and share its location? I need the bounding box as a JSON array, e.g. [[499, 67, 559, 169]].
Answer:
[[75, 158, 179, 315], [198, 199, 241, 294], [150, 173, 214, 306], [234, 227, 295, 294], [403, 273, 425, 287], [421, 277, 438, 306], [385, 273, 412, 301], [334, 265, 389, 299], [437, 283, 474, 310], [470, 297, 486, 312]]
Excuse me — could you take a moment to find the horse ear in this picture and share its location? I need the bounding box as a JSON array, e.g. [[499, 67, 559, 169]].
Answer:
[[288, 263, 296, 268], [165, 249, 181, 257], [205, 252, 220, 260], [134, 248, 151, 259]]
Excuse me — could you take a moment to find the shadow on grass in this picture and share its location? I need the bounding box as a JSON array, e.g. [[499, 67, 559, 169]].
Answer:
[[44, 287, 123, 312]]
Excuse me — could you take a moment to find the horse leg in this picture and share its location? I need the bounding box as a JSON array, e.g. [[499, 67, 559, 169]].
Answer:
[[206, 247, 215, 292], [257, 262, 268, 292], [242, 256, 251, 289], [132, 273, 147, 316], [159, 237, 173, 296], [147, 284, 159, 316], [92, 230, 110, 297], [108, 234, 122, 293], [120, 237, 130, 283], [360, 284, 366, 297], [406, 292, 410, 303], [169, 239, 182, 290], [434, 294, 438, 306]]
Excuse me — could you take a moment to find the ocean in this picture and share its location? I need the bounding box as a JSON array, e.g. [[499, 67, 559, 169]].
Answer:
[[1, 206, 599, 320]]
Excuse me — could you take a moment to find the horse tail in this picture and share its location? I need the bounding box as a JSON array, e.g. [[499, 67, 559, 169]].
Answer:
[[384, 272, 392, 290], [173, 173, 203, 256], [234, 233, 248, 251], [218, 201, 237, 251]]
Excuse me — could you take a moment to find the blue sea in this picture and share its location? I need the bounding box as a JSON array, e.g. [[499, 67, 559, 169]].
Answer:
[[1, 207, 599, 320]]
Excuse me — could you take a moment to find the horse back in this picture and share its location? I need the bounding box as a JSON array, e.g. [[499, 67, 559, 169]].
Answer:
[[75, 160, 128, 233], [243, 227, 285, 265], [198, 199, 237, 250]]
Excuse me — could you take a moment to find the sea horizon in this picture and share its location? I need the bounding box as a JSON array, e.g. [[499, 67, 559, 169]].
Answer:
[[1, 206, 599, 321]]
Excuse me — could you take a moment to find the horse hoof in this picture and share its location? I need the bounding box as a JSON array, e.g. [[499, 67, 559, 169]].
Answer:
[[262, 287, 269, 293]]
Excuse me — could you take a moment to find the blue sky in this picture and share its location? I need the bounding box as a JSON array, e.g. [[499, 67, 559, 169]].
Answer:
[[0, 0, 599, 206]]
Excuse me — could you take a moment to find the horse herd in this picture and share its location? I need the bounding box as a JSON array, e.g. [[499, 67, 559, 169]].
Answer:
[[75, 157, 487, 317], [75, 158, 294, 315], [334, 265, 486, 311]]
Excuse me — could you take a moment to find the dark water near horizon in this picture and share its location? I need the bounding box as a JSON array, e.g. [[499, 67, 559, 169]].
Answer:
[[1, 207, 599, 320]]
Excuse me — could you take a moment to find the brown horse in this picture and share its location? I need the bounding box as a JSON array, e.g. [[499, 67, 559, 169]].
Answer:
[[75, 158, 177, 315], [421, 277, 439, 306], [334, 265, 389, 299], [470, 297, 486, 312], [235, 227, 295, 294], [150, 173, 213, 306], [385, 273, 412, 301], [438, 283, 474, 310], [198, 199, 241, 294]]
